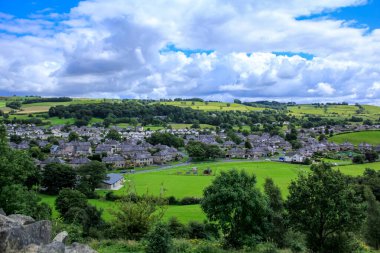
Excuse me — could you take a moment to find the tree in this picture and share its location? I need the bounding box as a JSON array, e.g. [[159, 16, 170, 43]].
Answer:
[[365, 151, 378, 163], [146, 132, 184, 148], [0, 125, 39, 188], [110, 198, 165, 240], [264, 178, 288, 247], [9, 134, 22, 144], [201, 170, 270, 248], [55, 189, 88, 217], [77, 161, 107, 196], [363, 187, 380, 250], [6, 101, 21, 110], [0, 184, 51, 220], [185, 141, 224, 161], [352, 155, 365, 164], [42, 163, 77, 194], [106, 129, 121, 141], [286, 164, 365, 253], [233, 99, 242, 104], [364, 187, 380, 250], [145, 223, 172, 253], [68, 131, 79, 142]]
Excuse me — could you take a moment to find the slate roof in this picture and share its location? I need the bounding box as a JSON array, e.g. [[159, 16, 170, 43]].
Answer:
[[103, 173, 124, 185]]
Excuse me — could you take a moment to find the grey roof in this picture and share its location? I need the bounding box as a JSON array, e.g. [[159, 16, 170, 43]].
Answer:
[[103, 173, 124, 185]]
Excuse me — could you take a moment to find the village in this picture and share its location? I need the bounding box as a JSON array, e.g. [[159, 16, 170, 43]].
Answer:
[[5, 123, 380, 170]]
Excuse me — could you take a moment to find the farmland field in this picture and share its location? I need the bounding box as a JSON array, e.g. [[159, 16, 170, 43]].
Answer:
[[329, 130, 380, 145], [158, 101, 266, 112], [287, 104, 380, 120], [40, 160, 380, 223]]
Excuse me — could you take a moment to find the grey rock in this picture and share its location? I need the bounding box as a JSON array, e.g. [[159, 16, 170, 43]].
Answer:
[[65, 243, 97, 253], [0, 214, 51, 253], [38, 241, 65, 253], [53, 231, 68, 243], [0, 213, 97, 253], [0, 208, 5, 216], [8, 214, 35, 225]]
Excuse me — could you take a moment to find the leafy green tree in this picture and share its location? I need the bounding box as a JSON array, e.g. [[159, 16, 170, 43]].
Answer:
[[245, 141, 252, 149], [365, 151, 378, 162], [77, 161, 107, 196], [10, 134, 22, 144], [106, 129, 121, 141], [6, 101, 22, 109], [201, 170, 270, 248], [0, 125, 39, 188], [145, 223, 172, 253], [352, 155, 365, 164], [146, 132, 184, 148], [42, 163, 77, 194], [264, 178, 288, 248], [363, 187, 380, 249], [55, 189, 88, 217], [185, 141, 224, 161], [356, 168, 380, 201], [286, 163, 365, 253], [29, 146, 45, 160], [68, 131, 80, 141], [110, 198, 165, 240], [0, 184, 51, 220]]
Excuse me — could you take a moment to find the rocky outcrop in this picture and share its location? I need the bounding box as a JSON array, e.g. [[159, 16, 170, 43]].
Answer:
[[0, 212, 97, 253]]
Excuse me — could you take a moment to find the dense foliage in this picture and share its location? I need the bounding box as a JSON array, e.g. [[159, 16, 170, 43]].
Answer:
[[22, 97, 72, 104], [201, 170, 271, 248], [146, 132, 184, 148], [287, 163, 365, 253]]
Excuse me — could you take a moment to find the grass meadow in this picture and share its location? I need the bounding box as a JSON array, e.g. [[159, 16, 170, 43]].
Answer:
[[157, 101, 266, 112], [40, 160, 380, 223], [329, 130, 380, 145], [287, 104, 380, 120]]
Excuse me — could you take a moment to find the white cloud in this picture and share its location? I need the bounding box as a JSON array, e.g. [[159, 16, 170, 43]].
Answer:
[[308, 82, 336, 96], [0, 0, 379, 103]]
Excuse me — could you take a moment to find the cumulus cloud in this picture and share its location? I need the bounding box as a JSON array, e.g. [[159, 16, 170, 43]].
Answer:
[[0, 0, 379, 103]]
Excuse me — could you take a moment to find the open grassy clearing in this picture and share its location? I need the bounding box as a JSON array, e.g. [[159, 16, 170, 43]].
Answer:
[[329, 130, 380, 145], [40, 161, 380, 223], [287, 104, 380, 120], [158, 101, 266, 112]]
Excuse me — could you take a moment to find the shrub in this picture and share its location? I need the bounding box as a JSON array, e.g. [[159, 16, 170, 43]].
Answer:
[[180, 197, 202, 205], [188, 221, 207, 239], [145, 223, 172, 253], [167, 217, 188, 238], [171, 239, 193, 253]]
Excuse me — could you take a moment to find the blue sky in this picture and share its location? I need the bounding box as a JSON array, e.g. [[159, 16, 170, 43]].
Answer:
[[0, 0, 380, 103], [0, 0, 78, 18]]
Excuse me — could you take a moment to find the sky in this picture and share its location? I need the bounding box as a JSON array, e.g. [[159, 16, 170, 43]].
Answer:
[[0, 0, 380, 103]]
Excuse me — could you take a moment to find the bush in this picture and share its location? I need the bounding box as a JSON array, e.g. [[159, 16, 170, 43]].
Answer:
[[180, 197, 202, 205], [145, 223, 172, 253], [167, 217, 188, 238], [167, 196, 178, 205], [188, 221, 207, 239], [353, 155, 365, 164], [255, 242, 279, 253], [171, 239, 193, 253], [105, 191, 122, 201]]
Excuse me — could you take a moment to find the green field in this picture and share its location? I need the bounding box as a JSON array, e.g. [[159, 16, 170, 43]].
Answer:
[[0, 98, 106, 115], [329, 130, 380, 145], [158, 101, 266, 112], [40, 160, 380, 223], [288, 104, 380, 120]]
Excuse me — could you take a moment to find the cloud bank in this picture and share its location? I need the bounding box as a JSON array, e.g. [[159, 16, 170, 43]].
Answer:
[[0, 0, 380, 103]]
